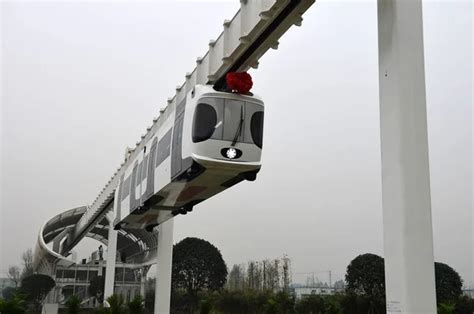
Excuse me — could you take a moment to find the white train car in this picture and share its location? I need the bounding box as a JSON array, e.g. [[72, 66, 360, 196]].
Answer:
[[114, 84, 264, 231]]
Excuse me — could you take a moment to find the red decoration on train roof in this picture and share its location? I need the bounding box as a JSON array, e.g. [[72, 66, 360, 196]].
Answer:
[[226, 72, 253, 94]]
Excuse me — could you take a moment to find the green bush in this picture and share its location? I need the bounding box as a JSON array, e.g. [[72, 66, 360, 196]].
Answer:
[[128, 295, 145, 314], [0, 293, 26, 314], [197, 290, 295, 314], [295, 295, 325, 314], [66, 295, 81, 314], [272, 291, 295, 314], [324, 295, 343, 314], [103, 294, 126, 314], [454, 296, 474, 314], [340, 293, 385, 314], [199, 298, 212, 314], [214, 290, 249, 314], [171, 290, 200, 313], [438, 302, 455, 314], [294, 294, 343, 314]]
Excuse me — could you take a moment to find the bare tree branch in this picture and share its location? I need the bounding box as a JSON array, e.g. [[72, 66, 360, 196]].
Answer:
[[21, 248, 34, 278], [7, 265, 21, 287]]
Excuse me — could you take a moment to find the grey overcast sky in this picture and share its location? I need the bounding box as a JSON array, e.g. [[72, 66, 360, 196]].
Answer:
[[1, 1, 472, 286]]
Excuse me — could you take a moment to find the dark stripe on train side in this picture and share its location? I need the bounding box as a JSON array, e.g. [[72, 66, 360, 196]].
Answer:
[[171, 98, 186, 179], [156, 129, 172, 167], [143, 137, 158, 201], [116, 174, 125, 221], [129, 161, 140, 212]]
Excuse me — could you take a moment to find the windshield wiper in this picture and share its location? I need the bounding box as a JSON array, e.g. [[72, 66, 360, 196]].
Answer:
[[231, 105, 244, 146]]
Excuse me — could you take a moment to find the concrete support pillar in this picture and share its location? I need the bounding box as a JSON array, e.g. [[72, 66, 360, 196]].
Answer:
[[154, 219, 174, 314], [377, 1, 437, 313], [140, 267, 147, 297], [104, 212, 118, 304]]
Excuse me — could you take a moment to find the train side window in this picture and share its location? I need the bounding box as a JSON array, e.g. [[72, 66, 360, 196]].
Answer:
[[250, 111, 264, 148], [193, 103, 217, 143]]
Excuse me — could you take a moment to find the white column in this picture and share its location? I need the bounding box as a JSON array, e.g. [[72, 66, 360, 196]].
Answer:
[[154, 219, 174, 314], [140, 267, 147, 297], [104, 212, 118, 304], [377, 1, 437, 313]]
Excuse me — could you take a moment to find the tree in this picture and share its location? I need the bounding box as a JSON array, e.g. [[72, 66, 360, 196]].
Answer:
[[265, 259, 280, 291], [345, 253, 385, 300], [89, 275, 105, 303], [281, 255, 291, 292], [227, 264, 246, 291], [247, 261, 260, 290], [7, 266, 21, 287], [227, 256, 289, 292], [21, 249, 34, 279], [345, 254, 464, 308], [20, 274, 55, 310], [334, 279, 345, 290], [434, 262, 462, 304], [172, 237, 228, 294]]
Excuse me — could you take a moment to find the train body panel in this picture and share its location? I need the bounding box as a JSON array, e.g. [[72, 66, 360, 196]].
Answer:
[[114, 85, 264, 231]]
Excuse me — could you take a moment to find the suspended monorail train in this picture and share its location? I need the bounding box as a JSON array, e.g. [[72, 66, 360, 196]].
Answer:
[[114, 84, 264, 231]]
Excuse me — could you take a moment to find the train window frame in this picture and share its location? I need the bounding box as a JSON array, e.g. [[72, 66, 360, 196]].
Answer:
[[243, 102, 263, 144], [192, 102, 218, 143], [222, 99, 245, 142], [250, 111, 264, 148], [209, 98, 225, 140]]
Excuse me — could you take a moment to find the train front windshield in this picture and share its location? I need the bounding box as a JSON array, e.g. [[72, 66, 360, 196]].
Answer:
[[192, 97, 264, 148]]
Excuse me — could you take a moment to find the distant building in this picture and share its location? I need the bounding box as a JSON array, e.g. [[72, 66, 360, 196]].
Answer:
[[0, 278, 15, 295], [293, 286, 337, 299], [43, 252, 145, 309], [33, 206, 157, 310]]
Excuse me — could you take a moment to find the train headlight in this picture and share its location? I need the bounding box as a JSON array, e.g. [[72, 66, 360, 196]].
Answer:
[[226, 148, 237, 159], [221, 147, 242, 160]]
